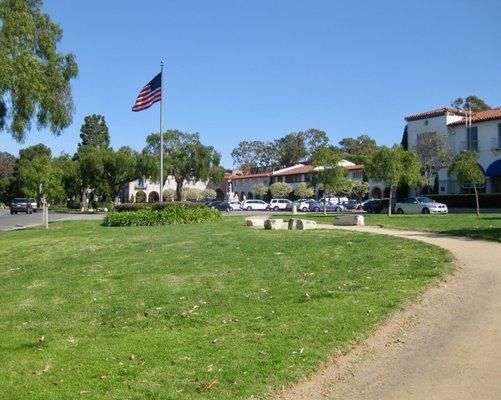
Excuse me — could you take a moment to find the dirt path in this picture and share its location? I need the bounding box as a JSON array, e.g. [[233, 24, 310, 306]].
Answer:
[[273, 225, 501, 400]]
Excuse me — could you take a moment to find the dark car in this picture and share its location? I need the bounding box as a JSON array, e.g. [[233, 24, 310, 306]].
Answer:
[[212, 201, 231, 212], [362, 198, 392, 214], [341, 199, 363, 210], [10, 198, 34, 214]]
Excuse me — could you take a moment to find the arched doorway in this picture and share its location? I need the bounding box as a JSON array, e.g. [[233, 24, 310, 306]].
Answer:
[[247, 191, 254, 199], [240, 192, 246, 201], [371, 187, 382, 199], [135, 190, 146, 203], [383, 187, 391, 198], [215, 188, 225, 200], [148, 191, 159, 203]]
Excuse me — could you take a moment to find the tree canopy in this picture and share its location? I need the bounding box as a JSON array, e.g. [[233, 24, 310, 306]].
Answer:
[[451, 96, 491, 112], [415, 132, 451, 191], [311, 147, 352, 214], [364, 145, 423, 215], [0, 0, 78, 142], [448, 150, 485, 216], [79, 114, 110, 149], [332, 134, 378, 165]]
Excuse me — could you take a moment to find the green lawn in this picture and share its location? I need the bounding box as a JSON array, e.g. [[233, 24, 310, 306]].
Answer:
[[300, 213, 501, 242], [0, 218, 451, 399]]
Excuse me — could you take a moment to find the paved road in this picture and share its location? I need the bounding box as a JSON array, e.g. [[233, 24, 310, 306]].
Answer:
[[0, 209, 104, 232], [277, 225, 501, 400]]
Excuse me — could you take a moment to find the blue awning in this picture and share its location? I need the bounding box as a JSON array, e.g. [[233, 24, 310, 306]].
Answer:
[[486, 159, 501, 177]]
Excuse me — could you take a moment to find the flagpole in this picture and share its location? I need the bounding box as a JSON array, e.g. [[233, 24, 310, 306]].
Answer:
[[159, 60, 164, 202]]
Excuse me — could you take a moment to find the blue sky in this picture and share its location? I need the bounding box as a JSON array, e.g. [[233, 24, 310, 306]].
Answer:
[[1, 0, 500, 167]]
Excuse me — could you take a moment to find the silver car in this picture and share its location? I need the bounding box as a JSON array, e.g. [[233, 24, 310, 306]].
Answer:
[[395, 197, 448, 214]]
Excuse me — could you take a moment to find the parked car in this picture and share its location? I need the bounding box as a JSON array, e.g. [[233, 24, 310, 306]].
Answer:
[[295, 198, 316, 212], [362, 198, 392, 214], [268, 198, 292, 211], [325, 196, 349, 205], [211, 201, 231, 212], [28, 198, 38, 212], [308, 200, 345, 212], [228, 201, 242, 211], [395, 197, 448, 214], [341, 199, 363, 210], [241, 199, 268, 211], [10, 198, 33, 214]]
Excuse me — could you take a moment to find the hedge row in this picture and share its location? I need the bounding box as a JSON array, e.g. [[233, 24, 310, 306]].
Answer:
[[428, 194, 501, 208], [103, 204, 221, 226], [114, 201, 201, 212]]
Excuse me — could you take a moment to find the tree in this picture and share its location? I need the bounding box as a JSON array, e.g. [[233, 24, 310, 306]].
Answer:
[[401, 125, 408, 150], [17, 147, 64, 202], [293, 182, 314, 199], [79, 114, 110, 149], [231, 140, 276, 173], [364, 145, 424, 215], [448, 151, 485, 216], [303, 129, 329, 156], [311, 147, 352, 215], [269, 182, 292, 198], [274, 133, 308, 166], [451, 96, 491, 112], [415, 132, 451, 190], [74, 145, 105, 210], [0, 151, 16, 180], [334, 135, 378, 165], [251, 183, 269, 198], [145, 130, 225, 201], [102, 147, 140, 205], [351, 180, 369, 201], [0, 0, 78, 142]]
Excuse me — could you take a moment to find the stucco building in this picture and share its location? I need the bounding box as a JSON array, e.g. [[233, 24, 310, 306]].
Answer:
[[404, 107, 501, 194]]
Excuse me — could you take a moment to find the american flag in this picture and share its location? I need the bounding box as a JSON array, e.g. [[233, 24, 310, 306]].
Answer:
[[132, 72, 162, 112]]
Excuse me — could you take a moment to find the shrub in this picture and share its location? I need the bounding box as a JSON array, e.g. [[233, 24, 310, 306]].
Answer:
[[103, 203, 222, 227], [183, 187, 203, 201], [114, 201, 201, 212], [293, 182, 314, 199], [163, 188, 176, 201], [202, 188, 217, 200], [270, 182, 292, 198]]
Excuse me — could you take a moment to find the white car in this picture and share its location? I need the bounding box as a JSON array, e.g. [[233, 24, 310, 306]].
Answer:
[[295, 199, 315, 212], [228, 201, 242, 211], [241, 199, 268, 211], [268, 198, 292, 211], [395, 197, 448, 214]]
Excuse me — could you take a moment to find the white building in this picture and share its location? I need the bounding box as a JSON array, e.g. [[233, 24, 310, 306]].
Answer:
[[123, 176, 211, 203], [404, 107, 501, 194], [225, 161, 364, 201]]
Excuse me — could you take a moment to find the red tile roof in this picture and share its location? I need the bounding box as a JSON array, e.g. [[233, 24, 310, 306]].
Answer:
[[227, 172, 271, 180], [448, 108, 501, 126], [272, 165, 314, 176], [346, 164, 364, 170], [405, 107, 466, 122]]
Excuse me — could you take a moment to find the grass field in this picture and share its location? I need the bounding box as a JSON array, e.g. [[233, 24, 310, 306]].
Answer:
[[0, 218, 451, 399], [300, 213, 501, 242]]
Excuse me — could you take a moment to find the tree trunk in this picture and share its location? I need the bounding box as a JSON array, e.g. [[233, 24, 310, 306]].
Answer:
[[80, 188, 88, 212], [388, 185, 393, 216], [474, 186, 480, 216], [323, 199, 327, 216], [176, 180, 183, 201]]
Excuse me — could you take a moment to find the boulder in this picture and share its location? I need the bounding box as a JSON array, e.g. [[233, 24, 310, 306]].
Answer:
[[296, 219, 317, 230], [333, 215, 365, 226], [246, 218, 266, 229], [288, 218, 300, 230], [264, 219, 284, 230]]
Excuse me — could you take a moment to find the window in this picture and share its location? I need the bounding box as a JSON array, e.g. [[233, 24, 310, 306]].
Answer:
[[285, 175, 301, 183], [467, 127, 478, 151]]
